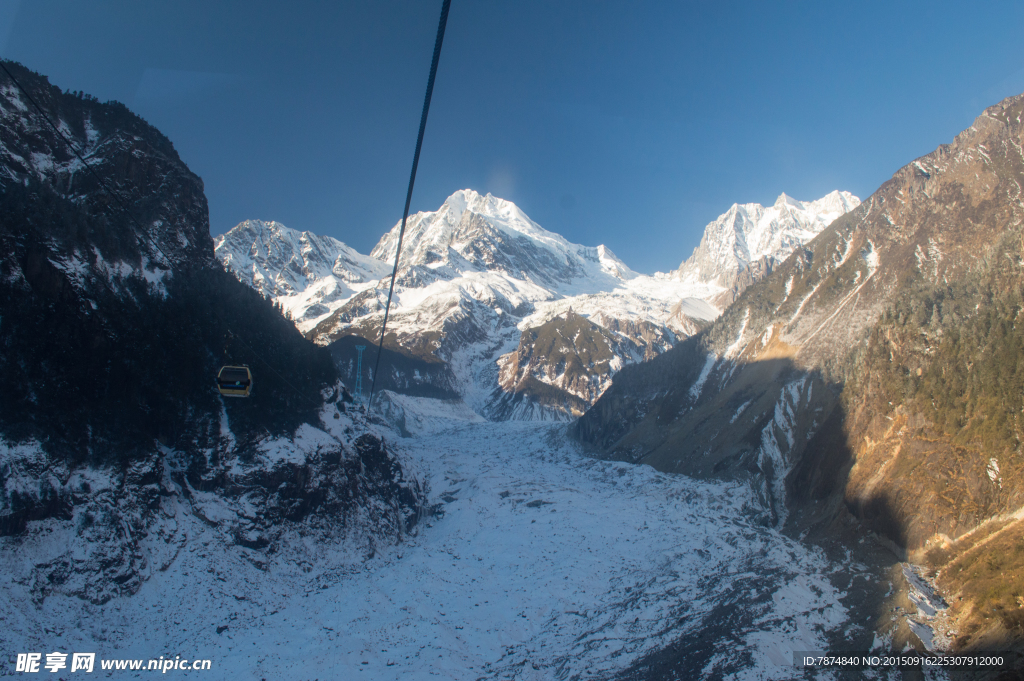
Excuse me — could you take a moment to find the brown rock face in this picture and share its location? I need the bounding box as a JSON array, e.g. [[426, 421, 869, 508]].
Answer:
[[488, 310, 679, 421]]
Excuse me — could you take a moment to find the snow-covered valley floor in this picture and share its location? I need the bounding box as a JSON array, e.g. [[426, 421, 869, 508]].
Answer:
[[3, 420, 857, 680]]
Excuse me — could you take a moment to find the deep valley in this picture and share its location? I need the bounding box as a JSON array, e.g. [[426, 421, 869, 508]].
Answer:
[[3, 54, 1024, 681]]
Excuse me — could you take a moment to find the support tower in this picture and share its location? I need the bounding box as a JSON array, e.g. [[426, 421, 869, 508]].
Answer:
[[354, 345, 366, 401]]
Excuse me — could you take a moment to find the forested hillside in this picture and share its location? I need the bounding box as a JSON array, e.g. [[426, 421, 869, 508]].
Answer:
[[0, 62, 425, 601], [577, 91, 1024, 651]]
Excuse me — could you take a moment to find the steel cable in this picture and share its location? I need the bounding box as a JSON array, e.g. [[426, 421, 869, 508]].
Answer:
[[366, 0, 451, 410]]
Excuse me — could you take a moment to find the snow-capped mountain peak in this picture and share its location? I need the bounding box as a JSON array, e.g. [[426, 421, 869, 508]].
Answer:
[[214, 219, 389, 327], [594, 243, 634, 280], [805, 189, 860, 216], [216, 188, 854, 420], [673, 190, 860, 288], [383, 189, 571, 256], [370, 189, 636, 287]]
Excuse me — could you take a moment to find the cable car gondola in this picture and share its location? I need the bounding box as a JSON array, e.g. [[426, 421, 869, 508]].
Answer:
[[217, 365, 253, 397]]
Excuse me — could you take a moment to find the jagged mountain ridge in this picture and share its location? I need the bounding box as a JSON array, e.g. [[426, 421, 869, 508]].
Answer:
[[370, 189, 636, 288], [0, 66, 206, 274], [575, 91, 1024, 651], [219, 188, 856, 419], [214, 219, 390, 329], [673, 190, 861, 307], [0, 61, 426, 605]]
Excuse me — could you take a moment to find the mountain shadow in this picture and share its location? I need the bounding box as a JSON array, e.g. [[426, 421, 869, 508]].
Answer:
[[577, 355, 915, 679], [576, 88, 1024, 662], [0, 178, 336, 467], [328, 334, 459, 400], [583, 353, 939, 679]]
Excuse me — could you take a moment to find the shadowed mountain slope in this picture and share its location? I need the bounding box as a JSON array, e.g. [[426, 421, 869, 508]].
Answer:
[[0, 62, 426, 605], [576, 91, 1024, 651]]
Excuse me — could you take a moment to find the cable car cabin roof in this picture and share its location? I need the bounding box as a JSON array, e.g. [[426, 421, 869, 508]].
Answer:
[[217, 367, 251, 384]]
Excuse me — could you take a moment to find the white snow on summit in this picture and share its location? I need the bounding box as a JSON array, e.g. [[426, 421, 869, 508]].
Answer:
[[363, 188, 712, 330], [674, 191, 861, 287], [371, 189, 637, 290], [215, 189, 857, 419], [214, 219, 390, 331]]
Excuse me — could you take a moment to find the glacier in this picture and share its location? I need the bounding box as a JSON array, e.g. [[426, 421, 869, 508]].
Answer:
[[2, 409, 855, 680]]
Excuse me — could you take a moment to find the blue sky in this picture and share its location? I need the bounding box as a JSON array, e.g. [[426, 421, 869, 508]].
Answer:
[[2, 1, 1023, 273]]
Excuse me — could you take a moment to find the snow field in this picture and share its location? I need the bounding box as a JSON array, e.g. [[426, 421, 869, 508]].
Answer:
[[1, 418, 849, 680]]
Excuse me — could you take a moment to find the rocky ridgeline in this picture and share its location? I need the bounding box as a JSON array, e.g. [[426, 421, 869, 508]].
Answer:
[[213, 219, 390, 328], [672, 191, 860, 307]]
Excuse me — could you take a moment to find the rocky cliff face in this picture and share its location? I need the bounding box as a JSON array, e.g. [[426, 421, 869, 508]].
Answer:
[[0, 61, 427, 606], [0, 64, 207, 271], [2, 421, 427, 605], [576, 91, 1024, 650], [491, 310, 672, 419]]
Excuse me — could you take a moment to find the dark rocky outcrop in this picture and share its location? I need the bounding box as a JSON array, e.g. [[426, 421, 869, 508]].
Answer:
[[0, 61, 427, 604]]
